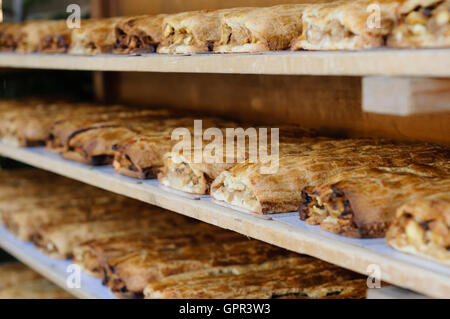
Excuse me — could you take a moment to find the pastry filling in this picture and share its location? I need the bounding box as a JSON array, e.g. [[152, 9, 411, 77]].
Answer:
[[164, 25, 195, 47], [299, 187, 359, 237], [113, 153, 157, 179], [394, 2, 449, 41], [392, 212, 449, 260], [41, 34, 70, 53], [159, 155, 208, 194], [212, 175, 261, 213], [220, 23, 258, 46], [114, 26, 157, 53]]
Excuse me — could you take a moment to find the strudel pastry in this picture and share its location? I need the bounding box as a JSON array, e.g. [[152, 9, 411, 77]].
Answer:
[[144, 257, 366, 299], [388, 0, 450, 48], [46, 108, 170, 154], [113, 15, 166, 54], [0, 278, 73, 299], [33, 204, 194, 259], [69, 18, 122, 55], [158, 128, 316, 195], [73, 224, 211, 278], [300, 168, 450, 238], [386, 192, 449, 263], [62, 116, 192, 166], [0, 263, 41, 290], [158, 9, 242, 54], [1, 195, 129, 241], [291, 0, 401, 50], [113, 118, 238, 179], [2, 102, 124, 147], [16, 20, 71, 53], [211, 139, 450, 214], [102, 238, 295, 298], [215, 5, 305, 53], [0, 23, 23, 52]]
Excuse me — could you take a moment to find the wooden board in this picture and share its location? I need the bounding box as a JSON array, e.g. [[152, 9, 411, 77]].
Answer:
[[0, 50, 449, 77], [0, 226, 116, 299], [366, 287, 430, 299], [0, 143, 449, 299], [363, 77, 450, 115]]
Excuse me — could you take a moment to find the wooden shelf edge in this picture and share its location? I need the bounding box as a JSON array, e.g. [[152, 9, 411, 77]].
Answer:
[[366, 287, 430, 299], [0, 227, 116, 299], [0, 143, 449, 299], [0, 49, 449, 76]]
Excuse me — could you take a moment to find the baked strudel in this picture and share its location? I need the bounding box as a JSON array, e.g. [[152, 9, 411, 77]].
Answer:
[[17, 20, 71, 53], [386, 192, 449, 263], [158, 128, 316, 195], [299, 168, 450, 238], [388, 0, 450, 48], [211, 139, 450, 214], [113, 15, 166, 54], [215, 5, 305, 53], [0, 263, 41, 290], [0, 23, 23, 52], [46, 108, 170, 155], [62, 116, 193, 166], [0, 263, 73, 299], [102, 238, 294, 298], [113, 118, 238, 179], [291, 0, 401, 50], [144, 258, 366, 299], [0, 278, 73, 299], [158, 9, 241, 54], [69, 18, 122, 55]]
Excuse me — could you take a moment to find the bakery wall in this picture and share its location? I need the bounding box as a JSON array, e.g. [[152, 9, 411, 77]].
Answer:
[[91, 0, 450, 146]]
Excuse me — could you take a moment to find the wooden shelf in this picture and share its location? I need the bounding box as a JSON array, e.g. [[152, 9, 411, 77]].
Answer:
[[366, 287, 429, 299], [0, 143, 449, 299], [0, 49, 449, 76], [0, 226, 116, 299]]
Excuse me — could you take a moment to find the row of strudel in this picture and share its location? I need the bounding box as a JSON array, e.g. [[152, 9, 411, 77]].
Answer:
[[0, 169, 367, 299], [1, 1, 448, 54], [1, 99, 449, 263], [0, 262, 73, 299]]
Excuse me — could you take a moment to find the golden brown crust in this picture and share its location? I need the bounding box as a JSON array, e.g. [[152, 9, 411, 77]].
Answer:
[[388, 0, 450, 48], [0, 263, 42, 290], [144, 258, 366, 299], [69, 18, 122, 55], [0, 23, 23, 52], [103, 237, 296, 297], [300, 169, 450, 238], [158, 9, 242, 54], [113, 15, 166, 54], [16, 20, 71, 54], [46, 108, 170, 155], [0, 262, 73, 299], [215, 5, 305, 53], [291, 0, 402, 50], [386, 193, 450, 263], [212, 139, 450, 215]]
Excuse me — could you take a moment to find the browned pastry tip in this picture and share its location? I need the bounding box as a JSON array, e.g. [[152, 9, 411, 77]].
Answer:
[[69, 17, 123, 55], [16, 20, 71, 54], [386, 193, 450, 264], [215, 5, 305, 53], [113, 15, 167, 54], [388, 0, 450, 48]]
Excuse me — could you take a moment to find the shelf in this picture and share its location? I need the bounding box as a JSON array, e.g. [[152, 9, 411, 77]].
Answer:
[[0, 143, 449, 298], [0, 226, 116, 299], [366, 287, 429, 299], [0, 50, 449, 76]]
